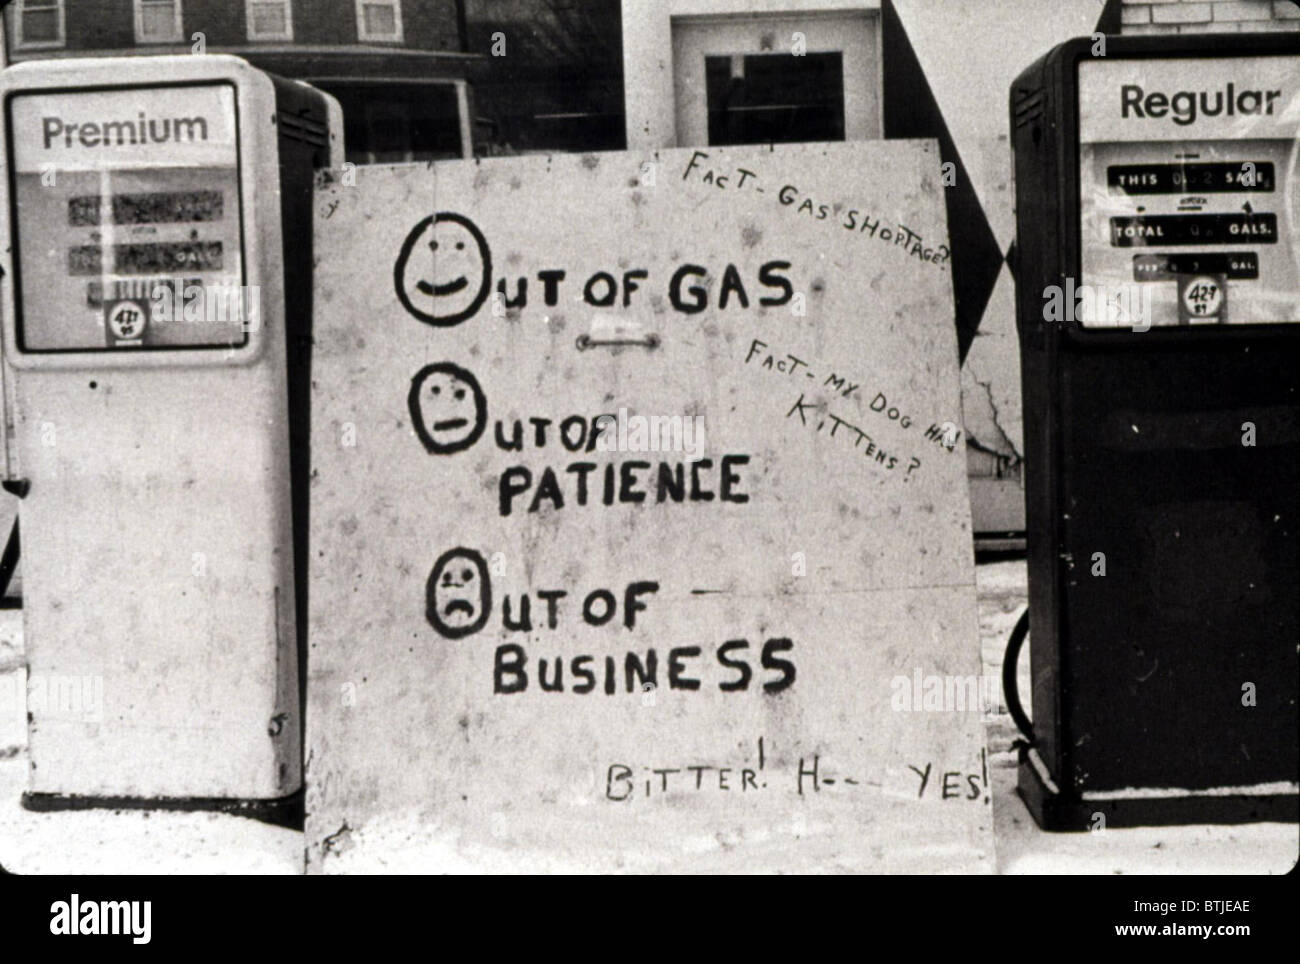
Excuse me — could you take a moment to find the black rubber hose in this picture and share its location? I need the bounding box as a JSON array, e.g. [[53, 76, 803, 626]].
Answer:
[[1002, 606, 1034, 745]]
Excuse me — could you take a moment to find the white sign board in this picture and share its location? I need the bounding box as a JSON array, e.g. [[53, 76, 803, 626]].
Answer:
[[306, 142, 991, 873]]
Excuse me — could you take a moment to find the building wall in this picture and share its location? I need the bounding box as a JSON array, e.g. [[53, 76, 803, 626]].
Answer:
[[66, 0, 136, 49], [623, 0, 883, 150], [5, 0, 464, 56], [621, 0, 1300, 537], [1120, 0, 1300, 34], [464, 0, 624, 153]]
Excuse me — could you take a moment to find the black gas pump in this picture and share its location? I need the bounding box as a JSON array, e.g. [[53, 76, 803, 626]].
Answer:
[[1009, 33, 1299, 830]]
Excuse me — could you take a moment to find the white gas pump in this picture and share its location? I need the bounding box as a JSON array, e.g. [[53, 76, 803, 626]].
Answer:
[[0, 54, 340, 811]]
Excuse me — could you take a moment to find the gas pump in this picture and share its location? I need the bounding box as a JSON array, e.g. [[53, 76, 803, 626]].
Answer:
[[0, 55, 340, 815], [1009, 34, 1300, 829]]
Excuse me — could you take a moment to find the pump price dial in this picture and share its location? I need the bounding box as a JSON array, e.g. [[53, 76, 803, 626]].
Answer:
[[67, 241, 224, 275], [1108, 162, 1275, 194], [1181, 276, 1223, 316]]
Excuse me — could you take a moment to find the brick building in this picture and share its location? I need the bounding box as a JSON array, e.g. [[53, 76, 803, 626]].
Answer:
[[463, 0, 623, 153], [1121, 0, 1300, 34], [2, 0, 628, 156], [3, 0, 479, 162]]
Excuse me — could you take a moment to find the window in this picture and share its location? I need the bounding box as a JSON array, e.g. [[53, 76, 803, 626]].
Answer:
[[355, 0, 403, 43], [704, 53, 845, 146], [247, 0, 292, 41], [13, 0, 65, 50], [326, 83, 462, 165], [134, 0, 183, 44], [671, 15, 880, 146]]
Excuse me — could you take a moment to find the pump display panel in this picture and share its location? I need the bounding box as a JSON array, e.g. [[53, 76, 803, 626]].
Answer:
[[4, 83, 249, 351], [1078, 56, 1300, 328]]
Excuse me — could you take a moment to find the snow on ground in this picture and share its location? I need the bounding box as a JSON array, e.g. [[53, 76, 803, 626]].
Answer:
[[0, 564, 1294, 873]]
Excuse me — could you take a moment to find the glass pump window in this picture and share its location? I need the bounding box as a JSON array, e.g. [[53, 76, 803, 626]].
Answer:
[[6, 83, 250, 352], [1077, 56, 1300, 329]]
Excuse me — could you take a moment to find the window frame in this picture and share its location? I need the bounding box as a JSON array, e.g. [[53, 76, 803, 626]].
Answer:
[[246, 0, 294, 42], [134, 0, 185, 45], [355, 0, 404, 44], [671, 12, 882, 147], [12, 0, 67, 51]]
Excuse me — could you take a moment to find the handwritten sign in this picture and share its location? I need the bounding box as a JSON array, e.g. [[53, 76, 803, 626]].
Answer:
[[306, 143, 991, 872]]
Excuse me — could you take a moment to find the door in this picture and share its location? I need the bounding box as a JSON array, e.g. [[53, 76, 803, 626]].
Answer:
[[672, 13, 881, 147]]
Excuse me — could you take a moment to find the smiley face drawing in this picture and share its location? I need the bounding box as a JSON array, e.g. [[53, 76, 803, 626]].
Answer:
[[394, 212, 492, 326], [426, 547, 491, 639], [408, 361, 487, 454]]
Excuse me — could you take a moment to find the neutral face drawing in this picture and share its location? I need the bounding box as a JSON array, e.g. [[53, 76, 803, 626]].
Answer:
[[426, 547, 491, 639], [408, 361, 487, 454], [394, 212, 492, 326]]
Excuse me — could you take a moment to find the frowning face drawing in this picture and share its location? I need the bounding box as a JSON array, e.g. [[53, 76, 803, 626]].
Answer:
[[408, 362, 487, 454], [395, 212, 492, 326], [426, 547, 491, 639]]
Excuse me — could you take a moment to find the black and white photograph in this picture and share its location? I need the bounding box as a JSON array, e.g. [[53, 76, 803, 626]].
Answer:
[[0, 0, 1295, 931]]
